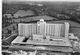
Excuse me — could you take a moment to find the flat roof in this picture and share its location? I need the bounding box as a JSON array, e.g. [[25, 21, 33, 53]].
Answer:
[[26, 38, 72, 47], [12, 36, 72, 47]]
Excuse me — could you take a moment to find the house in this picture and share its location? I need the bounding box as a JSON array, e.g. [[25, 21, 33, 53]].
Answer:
[[69, 33, 79, 41], [3, 14, 13, 18]]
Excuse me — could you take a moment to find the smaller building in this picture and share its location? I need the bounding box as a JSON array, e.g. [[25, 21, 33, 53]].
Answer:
[[11, 50, 28, 55], [3, 14, 13, 18], [32, 34, 44, 41], [69, 33, 79, 41]]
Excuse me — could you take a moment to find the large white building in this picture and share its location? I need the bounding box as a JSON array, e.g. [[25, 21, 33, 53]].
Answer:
[[18, 19, 69, 40], [12, 19, 73, 55]]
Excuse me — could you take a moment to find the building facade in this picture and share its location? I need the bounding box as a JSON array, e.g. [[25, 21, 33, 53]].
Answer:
[[18, 23, 37, 37], [18, 19, 69, 39]]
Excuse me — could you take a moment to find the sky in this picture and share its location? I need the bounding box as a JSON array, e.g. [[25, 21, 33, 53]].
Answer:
[[3, 0, 80, 2]]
